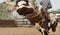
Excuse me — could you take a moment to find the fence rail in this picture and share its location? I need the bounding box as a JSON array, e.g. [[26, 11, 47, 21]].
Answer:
[[0, 16, 31, 27]]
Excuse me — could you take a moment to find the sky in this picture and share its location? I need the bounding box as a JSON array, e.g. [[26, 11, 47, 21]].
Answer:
[[0, 0, 60, 11], [50, 0, 60, 10]]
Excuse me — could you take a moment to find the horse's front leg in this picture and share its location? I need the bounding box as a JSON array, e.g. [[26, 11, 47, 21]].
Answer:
[[39, 21, 49, 35], [34, 22, 47, 35], [38, 26, 49, 35]]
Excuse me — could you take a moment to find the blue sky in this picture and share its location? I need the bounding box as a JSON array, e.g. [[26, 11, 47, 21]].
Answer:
[[0, 0, 60, 10], [50, 0, 60, 10]]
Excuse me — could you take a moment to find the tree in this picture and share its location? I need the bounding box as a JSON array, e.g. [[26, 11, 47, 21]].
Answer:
[[51, 9, 60, 13]]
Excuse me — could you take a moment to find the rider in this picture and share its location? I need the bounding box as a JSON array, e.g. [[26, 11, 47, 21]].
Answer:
[[34, 0, 52, 30], [40, 0, 52, 21], [40, 0, 52, 32]]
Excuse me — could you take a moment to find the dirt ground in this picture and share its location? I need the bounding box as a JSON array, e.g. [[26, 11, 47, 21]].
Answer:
[[0, 24, 60, 35]]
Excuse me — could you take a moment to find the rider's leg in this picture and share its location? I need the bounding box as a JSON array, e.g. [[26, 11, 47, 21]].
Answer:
[[41, 8, 50, 29], [41, 8, 50, 22]]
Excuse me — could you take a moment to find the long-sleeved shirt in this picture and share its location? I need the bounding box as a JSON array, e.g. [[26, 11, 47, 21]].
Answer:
[[35, 0, 51, 9], [40, 0, 51, 8]]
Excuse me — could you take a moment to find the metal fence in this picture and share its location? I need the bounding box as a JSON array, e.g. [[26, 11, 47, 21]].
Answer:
[[0, 15, 31, 27], [15, 15, 31, 26]]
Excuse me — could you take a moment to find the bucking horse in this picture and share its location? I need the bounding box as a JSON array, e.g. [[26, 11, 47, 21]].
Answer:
[[7, 0, 58, 35], [16, 0, 48, 35]]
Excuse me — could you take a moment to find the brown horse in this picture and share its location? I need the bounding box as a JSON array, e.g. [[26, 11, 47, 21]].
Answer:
[[16, 0, 58, 35], [16, 0, 50, 35]]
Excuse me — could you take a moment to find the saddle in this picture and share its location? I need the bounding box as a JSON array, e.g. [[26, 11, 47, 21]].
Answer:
[[41, 8, 50, 22], [25, 11, 44, 23]]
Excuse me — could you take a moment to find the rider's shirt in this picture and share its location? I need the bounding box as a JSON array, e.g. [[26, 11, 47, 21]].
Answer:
[[35, 0, 51, 9], [40, 0, 51, 9]]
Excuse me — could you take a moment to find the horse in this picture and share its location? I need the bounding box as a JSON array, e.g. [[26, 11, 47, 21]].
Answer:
[[16, 0, 50, 35], [6, 0, 58, 35]]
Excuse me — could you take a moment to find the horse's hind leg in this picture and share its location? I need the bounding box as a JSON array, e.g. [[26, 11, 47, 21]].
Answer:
[[51, 21, 58, 32], [43, 21, 49, 35]]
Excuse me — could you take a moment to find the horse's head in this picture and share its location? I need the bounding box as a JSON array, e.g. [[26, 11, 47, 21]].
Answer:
[[51, 21, 58, 32], [48, 12, 58, 32], [52, 22, 58, 32]]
